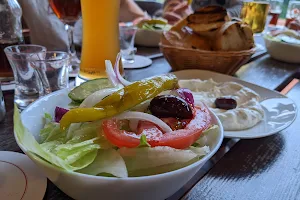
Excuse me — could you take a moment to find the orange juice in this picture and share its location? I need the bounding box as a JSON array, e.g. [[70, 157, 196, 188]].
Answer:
[[79, 0, 120, 79]]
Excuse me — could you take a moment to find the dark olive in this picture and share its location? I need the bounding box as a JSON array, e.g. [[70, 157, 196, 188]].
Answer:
[[149, 95, 193, 119], [215, 97, 237, 110]]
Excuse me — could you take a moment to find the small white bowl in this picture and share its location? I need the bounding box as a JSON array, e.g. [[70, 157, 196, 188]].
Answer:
[[15, 88, 224, 200], [135, 29, 163, 47], [264, 35, 300, 64]]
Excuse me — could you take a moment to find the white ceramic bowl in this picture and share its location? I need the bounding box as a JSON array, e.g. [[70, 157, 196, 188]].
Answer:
[[15, 88, 224, 200], [264, 35, 300, 64], [135, 29, 163, 47]]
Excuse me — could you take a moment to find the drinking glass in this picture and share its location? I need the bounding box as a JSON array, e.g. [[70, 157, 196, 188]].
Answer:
[[285, 1, 300, 27], [268, 0, 283, 26], [48, 0, 81, 66], [241, 1, 270, 34], [119, 23, 138, 64], [30, 51, 70, 95], [4, 45, 46, 109], [79, 0, 120, 80]]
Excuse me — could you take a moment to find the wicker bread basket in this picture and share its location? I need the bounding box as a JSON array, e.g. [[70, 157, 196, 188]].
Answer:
[[160, 43, 256, 75]]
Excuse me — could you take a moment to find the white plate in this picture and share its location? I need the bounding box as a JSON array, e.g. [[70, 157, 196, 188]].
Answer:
[[0, 151, 47, 200], [122, 55, 152, 69], [173, 70, 297, 139]]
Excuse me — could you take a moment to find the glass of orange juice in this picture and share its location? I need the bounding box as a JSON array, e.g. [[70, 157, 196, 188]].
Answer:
[[79, 0, 120, 80]]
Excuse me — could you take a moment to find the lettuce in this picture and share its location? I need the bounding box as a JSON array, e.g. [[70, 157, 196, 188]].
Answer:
[[138, 135, 150, 148], [118, 126, 219, 176], [14, 104, 218, 177], [119, 146, 200, 177], [78, 149, 128, 178], [14, 105, 104, 171], [192, 125, 219, 147]]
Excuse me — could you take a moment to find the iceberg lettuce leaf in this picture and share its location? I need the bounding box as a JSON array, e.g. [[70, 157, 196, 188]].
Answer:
[[78, 149, 128, 178]]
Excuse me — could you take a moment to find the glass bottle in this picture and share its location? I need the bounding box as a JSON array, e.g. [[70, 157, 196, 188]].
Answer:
[[0, 0, 24, 80]]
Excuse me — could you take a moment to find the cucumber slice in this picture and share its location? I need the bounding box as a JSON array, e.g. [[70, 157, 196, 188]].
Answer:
[[68, 78, 114, 103]]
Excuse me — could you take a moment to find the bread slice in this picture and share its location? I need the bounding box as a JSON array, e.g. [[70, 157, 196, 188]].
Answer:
[[194, 5, 226, 13], [180, 28, 211, 50], [213, 21, 254, 51], [187, 11, 228, 24], [161, 27, 211, 51], [171, 16, 188, 32], [187, 21, 225, 32]]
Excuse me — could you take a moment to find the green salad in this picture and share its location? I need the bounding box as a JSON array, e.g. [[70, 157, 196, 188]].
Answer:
[[14, 57, 220, 178], [138, 19, 172, 31]]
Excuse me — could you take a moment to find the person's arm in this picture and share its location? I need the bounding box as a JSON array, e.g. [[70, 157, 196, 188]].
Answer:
[[119, 0, 150, 22], [225, 0, 243, 18], [162, 0, 192, 25]]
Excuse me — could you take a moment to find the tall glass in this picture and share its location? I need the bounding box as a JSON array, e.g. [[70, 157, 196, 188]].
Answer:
[[241, 1, 270, 34], [269, 0, 283, 26], [48, 0, 81, 65], [79, 0, 120, 80]]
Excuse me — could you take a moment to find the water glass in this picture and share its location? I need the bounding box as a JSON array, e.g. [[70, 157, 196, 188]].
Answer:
[[29, 51, 70, 95], [4, 45, 46, 109], [119, 23, 137, 63]]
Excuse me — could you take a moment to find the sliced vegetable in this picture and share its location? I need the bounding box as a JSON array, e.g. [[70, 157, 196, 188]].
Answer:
[[102, 104, 212, 149], [77, 149, 128, 178], [138, 135, 151, 148], [40, 122, 66, 143], [118, 146, 199, 176], [176, 88, 194, 106], [68, 78, 114, 103], [55, 107, 69, 123], [105, 60, 121, 87], [116, 111, 172, 133], [79, 88, 119, 108], [113, 53, 132, 86], [60, 74, 178, 130], [14, 105, 97, 171]]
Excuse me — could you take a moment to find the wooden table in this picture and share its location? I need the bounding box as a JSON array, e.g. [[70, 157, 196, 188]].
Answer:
[[1, 42, 300, 200]]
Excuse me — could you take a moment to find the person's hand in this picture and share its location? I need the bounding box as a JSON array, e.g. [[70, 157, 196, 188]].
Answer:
[[163, 1, 191, 25], [132, 12, 151, 25]]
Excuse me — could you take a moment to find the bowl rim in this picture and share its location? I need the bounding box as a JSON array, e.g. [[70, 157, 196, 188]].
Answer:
[[263, 33, 300, 48], [15, 88, 224, 181]]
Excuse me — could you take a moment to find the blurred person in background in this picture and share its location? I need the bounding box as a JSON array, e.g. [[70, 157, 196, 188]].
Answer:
[[162, 0, 244, 25], [18, 0, 149, 51]]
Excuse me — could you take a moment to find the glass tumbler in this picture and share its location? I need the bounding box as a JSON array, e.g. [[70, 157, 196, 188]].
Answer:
[[119, 23, 138, 64], [29, 51, 70, 95], [241, 1, 270, 34], [4, 45, 46, 109]]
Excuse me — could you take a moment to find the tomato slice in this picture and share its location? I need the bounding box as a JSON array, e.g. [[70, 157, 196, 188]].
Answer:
[[102, 102, 212, 149]]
